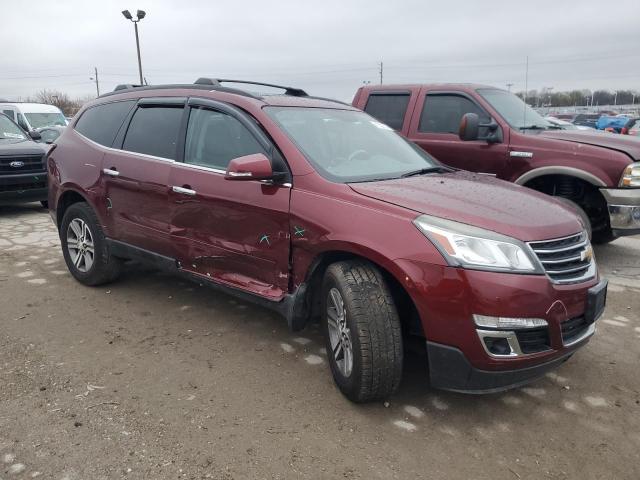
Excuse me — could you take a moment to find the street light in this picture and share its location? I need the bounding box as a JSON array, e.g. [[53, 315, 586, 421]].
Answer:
[[121, 9, 146, 85]]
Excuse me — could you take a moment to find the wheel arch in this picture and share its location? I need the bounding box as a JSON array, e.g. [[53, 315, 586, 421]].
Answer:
[[295, 248, 424, 338], [514, 166, 607, 187], [55, 188, 91, 231]]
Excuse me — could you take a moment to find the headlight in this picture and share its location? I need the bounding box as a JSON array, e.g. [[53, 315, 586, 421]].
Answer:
[[413, 215, 543, 273], [620, 162, 640, 187]]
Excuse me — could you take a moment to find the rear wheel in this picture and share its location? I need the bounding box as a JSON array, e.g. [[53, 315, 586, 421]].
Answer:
[[60, 202, 121, 286], [322, 261, 403, 403]]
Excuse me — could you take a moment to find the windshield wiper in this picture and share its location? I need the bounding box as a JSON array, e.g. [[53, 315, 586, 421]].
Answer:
[[519, 124, 549, 130], [401, 166, 454, 178]]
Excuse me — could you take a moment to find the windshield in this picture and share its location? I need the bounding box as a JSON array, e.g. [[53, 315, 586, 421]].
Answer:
[[477, 88, 552, 130], [0, 115, 27, 140], [266, 107, 440, 182], [24, 112, 67, 129]]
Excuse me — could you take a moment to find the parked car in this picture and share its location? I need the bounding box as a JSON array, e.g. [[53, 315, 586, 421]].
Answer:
[[621, 117, 639, 135], [48, 79, 607, 402], [353, 84, 640, 243], [572, 113, 601, 129], [0, 102, 68, 132], [595, 115, 628, 133], [0, 113, 48, 206], [544, 116, 592, 130]]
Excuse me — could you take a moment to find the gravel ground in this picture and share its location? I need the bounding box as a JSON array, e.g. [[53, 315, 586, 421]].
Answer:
[[1, 203, 639, 480]]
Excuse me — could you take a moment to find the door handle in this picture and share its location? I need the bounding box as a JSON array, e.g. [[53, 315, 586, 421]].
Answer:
[[172, 186, 197, 196], [103, 168, 120, 177]]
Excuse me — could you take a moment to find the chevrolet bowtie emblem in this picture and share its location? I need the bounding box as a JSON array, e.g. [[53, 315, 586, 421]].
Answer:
[[580, 245, 593, 262]]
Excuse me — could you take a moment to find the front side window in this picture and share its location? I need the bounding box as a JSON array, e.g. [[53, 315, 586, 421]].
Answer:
[[419, 94, 491, 134], [0, 115, 27, 140], [24, 112, 67, 129], [266, 107, 440, 183], [184, 107, 266, 170], [477, 88, 551, 130], [363, 93, 410, 131], [75, 100, 136, 147], [123, 106, 184, 160]]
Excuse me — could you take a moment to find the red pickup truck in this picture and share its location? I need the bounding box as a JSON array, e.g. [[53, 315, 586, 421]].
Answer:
[[353, 84, 640, 243]]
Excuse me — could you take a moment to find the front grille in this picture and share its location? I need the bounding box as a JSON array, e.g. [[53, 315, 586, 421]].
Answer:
[[528, 232, 595, 284], [0, 155, 45, 173], [0, 180, 46, 192], [515, 327, 551, 354], [561, 315, 590, 344]]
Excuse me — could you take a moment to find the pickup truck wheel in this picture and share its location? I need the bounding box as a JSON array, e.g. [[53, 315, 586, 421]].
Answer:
[[322, 261, 403, 403], [555, 197, 592, 240], [60, 202, 121, 286]]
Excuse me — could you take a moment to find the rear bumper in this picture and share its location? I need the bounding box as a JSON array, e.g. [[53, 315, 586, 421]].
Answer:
[[0, 172, 48, 205], [426, 340, 580, 394], [600, 187, 640, 236]]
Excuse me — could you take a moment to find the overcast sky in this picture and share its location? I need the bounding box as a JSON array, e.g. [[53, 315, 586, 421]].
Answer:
[[1, 0, 638, 102]]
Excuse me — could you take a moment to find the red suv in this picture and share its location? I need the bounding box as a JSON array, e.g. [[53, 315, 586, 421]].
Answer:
[[47, 79, 607, 402]]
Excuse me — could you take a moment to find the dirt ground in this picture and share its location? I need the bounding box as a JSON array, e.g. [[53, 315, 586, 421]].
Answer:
[[1, 203, 639, 480]]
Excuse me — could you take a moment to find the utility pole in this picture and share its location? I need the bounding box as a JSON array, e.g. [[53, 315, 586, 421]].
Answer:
[[506, 83, 513, 92], [93, 67, 100, 96], [523, 56, 529, 128], [379, 61, 383, 85]]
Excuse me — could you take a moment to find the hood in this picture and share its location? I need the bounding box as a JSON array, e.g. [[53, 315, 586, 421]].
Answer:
[[349, 171, 583, 242], [540, 129, 640, 160], [0, 138, 46, 156]]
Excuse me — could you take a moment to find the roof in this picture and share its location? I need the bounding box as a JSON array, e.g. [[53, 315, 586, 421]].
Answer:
[[359, 83, 499, 91], [0, 102, 64, 113]]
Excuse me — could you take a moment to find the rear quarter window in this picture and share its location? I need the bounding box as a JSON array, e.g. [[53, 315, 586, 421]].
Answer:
[[75, 101, 136, 147], [363, 93, 410, 131]]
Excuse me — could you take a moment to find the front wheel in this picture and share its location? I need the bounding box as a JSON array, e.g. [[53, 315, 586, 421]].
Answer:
[[322, 261, 403, 403], [60, 202, 122, 286]]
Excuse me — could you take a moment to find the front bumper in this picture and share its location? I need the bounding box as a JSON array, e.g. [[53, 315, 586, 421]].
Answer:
[[600, 187, 640, 236], [0, 172, 48, 205]]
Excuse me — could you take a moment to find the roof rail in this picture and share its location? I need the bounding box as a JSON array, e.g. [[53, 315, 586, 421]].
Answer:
[[194, 78, 308, 97], [114, 84, 144, 91]]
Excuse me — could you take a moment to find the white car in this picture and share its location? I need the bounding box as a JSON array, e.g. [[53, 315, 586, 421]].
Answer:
[[0, 102, 68, 131]]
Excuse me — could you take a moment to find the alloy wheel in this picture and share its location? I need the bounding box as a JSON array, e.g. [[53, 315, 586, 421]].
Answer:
[[66, 218, 95, 273], [327, 287, 353, 377]]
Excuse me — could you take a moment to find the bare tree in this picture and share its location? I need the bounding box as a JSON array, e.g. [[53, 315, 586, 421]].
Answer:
[[31, 89, 80, 116]]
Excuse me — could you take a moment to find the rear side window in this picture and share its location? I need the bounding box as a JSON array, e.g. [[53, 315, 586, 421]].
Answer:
[[419, 94, 490, 134], [122, 106, 184, 160], [363, 93, 410, 131], [75, 101, 135, 146], [184, 107, 266, 170]]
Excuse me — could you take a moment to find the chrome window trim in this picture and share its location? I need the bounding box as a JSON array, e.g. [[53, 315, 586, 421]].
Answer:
[[74, 130, 176, 163]]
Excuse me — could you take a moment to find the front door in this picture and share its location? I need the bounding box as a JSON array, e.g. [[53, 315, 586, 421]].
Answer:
[[408, 90, 509, 178], [102, 99, 185, 257], [170, 100, 291, 300]]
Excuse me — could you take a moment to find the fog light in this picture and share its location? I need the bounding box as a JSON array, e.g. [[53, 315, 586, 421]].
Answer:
[[473, 314, 547, 329], [483, 337, 511, 356]]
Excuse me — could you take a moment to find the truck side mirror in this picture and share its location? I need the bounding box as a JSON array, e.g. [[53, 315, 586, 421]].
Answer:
[[459, 113, 479, 141], [459, 113, 501, 144], [28, 130, 42, 141]]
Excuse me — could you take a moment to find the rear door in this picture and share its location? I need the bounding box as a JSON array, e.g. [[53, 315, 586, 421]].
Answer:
[[169, 98, 291, 300], [408, 89, 509, 176], [102, 97, 185, 257]]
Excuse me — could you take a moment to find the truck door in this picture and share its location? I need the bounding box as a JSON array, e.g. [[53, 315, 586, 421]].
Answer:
[[408, 89, 509, 178]]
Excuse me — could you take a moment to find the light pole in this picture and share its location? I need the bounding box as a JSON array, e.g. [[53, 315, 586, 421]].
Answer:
[[122, 9, 146, 85]]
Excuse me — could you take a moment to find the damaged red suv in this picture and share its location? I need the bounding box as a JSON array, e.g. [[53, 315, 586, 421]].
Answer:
[[47, 79, 607, 402]]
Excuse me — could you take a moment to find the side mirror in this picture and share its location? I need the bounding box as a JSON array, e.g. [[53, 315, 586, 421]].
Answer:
[[459, 113, 501, 143], [29, 130, 42, 141], [225, 153, 276, 181], [459, 113, 479, 141]]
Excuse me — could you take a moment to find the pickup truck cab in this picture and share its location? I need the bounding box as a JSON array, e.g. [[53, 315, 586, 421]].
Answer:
[[353, 84, 640, 243]]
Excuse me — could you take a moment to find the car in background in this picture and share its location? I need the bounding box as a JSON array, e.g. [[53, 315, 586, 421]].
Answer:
[[0, 102, 68, 132], [595, 115, 629, 133], [621, 118, 639, 136], [572, 113, 601, 129], [0, 113, 48, 206], [545, 116, 592, 131]]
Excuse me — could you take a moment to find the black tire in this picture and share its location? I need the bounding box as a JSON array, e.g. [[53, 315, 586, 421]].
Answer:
[[60, 202, 122, 286], [321, 261, 403, 403], [555, 197, 592, 240], [40, 200, 48, 209]]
